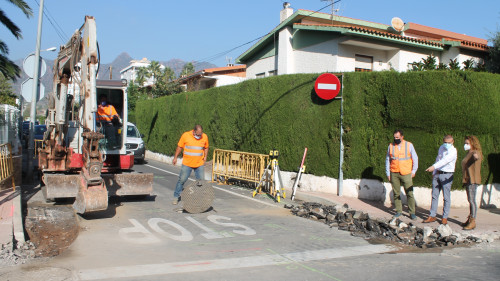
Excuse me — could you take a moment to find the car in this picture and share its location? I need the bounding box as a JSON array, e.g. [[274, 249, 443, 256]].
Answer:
[[34, 124, 47, 141], [125, 122, 145, 163]]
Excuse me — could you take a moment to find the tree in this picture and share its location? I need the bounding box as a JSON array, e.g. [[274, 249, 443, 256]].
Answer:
[[422, 54, 437, 70], [147, 61, 162, 86], [437, 63, 448, 70], [486, 30, 500, 74], [135, 67, 149, 87], [0, 73, 16, 105], [0, 0, 33, 80], [180, 62, 195, 77], [462, 59, 475, 70], [448, 58, 460, 70]]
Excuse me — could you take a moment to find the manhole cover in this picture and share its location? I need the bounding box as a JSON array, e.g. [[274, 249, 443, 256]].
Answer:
[[181, 180, 215, 213]]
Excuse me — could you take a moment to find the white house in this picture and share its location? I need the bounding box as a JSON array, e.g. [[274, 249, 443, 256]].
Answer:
[[236, 6, 489, 78], [120, 58, 165, 87]]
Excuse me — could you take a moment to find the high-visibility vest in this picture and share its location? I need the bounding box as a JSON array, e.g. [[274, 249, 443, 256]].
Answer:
[[97, 105, 118, 122], [389, 140, 413, 175], [178, 130, 209, 168]]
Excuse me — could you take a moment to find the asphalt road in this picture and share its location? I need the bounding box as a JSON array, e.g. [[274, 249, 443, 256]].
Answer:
[[1, 160, 499, 280]]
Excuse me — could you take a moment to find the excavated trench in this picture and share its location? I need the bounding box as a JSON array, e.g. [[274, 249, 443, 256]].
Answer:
[[24, 205, 79, 257]]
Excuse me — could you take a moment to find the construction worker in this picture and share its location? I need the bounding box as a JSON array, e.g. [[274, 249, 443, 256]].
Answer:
[[97, 94, 121, 148], [385, 129, 419, 220], [97, 94, 121, 124], [172, 124, 209, 205]]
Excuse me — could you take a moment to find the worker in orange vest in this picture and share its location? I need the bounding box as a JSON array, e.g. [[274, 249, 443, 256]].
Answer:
[[97, 94, 121, 124], [97, 94, 121, 148], [385, 129, 419, 220], [172, 124, 209, 205]]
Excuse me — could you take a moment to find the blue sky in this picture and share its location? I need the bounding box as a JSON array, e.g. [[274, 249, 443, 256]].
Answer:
[[3, 0, 500, 67]]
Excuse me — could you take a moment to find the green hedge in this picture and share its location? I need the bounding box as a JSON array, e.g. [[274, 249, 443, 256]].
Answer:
[[135, 71, 500, 189]]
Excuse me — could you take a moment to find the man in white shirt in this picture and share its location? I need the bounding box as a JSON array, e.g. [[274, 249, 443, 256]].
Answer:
[[423, 135, 458, 225]]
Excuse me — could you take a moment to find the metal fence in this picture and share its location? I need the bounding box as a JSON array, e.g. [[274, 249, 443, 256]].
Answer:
[[211, 149, 269, 185], [0, 104, 21, 155], [0, 143, 15, 190]]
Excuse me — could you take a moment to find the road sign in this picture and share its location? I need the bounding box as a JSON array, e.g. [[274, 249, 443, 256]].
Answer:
[[23, 54, 47, 78], [21, 78, 45, 102], [315, 73, 341, 100]]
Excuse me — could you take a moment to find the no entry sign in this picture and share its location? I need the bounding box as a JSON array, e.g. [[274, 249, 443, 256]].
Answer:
[[315, 73, 341, 100]]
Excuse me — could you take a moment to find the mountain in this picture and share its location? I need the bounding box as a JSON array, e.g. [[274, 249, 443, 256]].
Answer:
[[11, 52, 218, 96]]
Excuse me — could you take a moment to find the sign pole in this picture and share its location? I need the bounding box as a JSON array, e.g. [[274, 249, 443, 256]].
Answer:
[[338, 74, 344, 196], [27, 0, 45, 182]]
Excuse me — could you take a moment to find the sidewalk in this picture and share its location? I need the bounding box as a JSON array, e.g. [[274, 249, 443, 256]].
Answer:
[[295, 190, 500, 238], [0, 188, 23, 246]]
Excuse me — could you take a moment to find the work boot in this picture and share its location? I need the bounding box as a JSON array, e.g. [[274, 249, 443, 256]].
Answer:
[[441, 218, 448, 225], [463, 218, 476, 230], [172, 198, 179, 205], [422, 216, 437, 223], [461, 215, 471, 227]]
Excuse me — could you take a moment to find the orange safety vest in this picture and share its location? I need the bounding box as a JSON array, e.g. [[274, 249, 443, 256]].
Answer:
[[389, 140, 413, 175], [178, 130, 209, 168], [97, 105, 118, 122]]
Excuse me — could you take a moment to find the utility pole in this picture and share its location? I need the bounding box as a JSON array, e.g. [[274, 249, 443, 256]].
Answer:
[[109, 66, 112, 79], [27, 0, 45, 182]]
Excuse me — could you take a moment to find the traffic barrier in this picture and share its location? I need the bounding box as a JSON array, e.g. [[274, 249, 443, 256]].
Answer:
[[0, 143, 15, 190], [211, 149, 269, 185]]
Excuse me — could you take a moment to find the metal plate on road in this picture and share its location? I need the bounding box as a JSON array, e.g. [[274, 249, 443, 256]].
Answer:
[[181, 180, 215, 213]]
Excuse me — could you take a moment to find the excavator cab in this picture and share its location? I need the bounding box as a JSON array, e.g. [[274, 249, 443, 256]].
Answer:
[[95, 80, 130, 172]]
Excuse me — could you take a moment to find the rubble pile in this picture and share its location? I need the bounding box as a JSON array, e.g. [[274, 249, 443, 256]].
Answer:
[[286, 202, 483, 248], [0, 241, 37, 266]]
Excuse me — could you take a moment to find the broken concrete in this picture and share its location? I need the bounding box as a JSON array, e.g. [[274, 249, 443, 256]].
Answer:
[[288, 202, 489, 249]]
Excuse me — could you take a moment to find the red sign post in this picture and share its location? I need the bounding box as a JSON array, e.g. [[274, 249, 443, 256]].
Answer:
[[314, 73, 341, 100]]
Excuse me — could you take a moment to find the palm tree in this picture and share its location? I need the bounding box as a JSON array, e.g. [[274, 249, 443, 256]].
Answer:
[[135, 67, 149, 87], [162, 66, 176, 82], [147, 61, 162, 86], [0, 0, 33, 80], [180, 62, 195, 77]]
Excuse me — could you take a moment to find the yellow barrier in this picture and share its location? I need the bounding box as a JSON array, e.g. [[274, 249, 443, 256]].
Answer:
[[34, 139, 44, 158], [0, 143, 15, 190], [211, 149, 269, 185]]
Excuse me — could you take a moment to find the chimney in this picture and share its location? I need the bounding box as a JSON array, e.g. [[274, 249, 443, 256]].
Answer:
[[280, 2, 293, 23]]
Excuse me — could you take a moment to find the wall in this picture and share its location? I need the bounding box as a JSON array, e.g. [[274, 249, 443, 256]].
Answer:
[[245, 56, 277, 78], [146, 150, 500, 208], [293, 39, 339, 73]]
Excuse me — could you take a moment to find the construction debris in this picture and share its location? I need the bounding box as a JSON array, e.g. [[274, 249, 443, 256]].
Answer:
[[286, 202, 489, 248]]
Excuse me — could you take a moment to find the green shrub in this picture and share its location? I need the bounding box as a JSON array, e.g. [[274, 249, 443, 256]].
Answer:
[[136, 72, 500, 189]]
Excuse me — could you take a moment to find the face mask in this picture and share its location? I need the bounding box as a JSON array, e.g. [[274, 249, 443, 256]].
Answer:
[[394, 138, 401, 145], [464, 144, 471, 151], [193, 133, 202, 140], [443, 143, 452, 149], [101, 101, 107, 106]]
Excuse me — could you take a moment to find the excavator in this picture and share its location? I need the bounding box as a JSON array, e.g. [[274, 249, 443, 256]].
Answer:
[[37, 16, 153, 214]]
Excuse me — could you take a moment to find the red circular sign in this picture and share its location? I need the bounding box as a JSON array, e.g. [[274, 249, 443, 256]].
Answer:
[[314, 73, 341, 100]]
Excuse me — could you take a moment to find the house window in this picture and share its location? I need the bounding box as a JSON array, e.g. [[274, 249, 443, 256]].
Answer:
[[268, 70, 277, 76], [355, 54, 373, 72], [256, 72, 265, 79]]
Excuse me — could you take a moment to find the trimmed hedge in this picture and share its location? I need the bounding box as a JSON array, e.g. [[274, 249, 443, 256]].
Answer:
[[135, 71, 500, 189]]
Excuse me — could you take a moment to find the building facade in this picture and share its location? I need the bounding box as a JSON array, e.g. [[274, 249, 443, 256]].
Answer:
[[236, 7, 488, 78], [120, 58, 165, 87], [176, 65, 246, 91]]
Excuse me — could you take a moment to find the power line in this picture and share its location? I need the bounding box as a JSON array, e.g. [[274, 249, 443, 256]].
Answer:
[[192, 1, 339, 67], [32, 0, 68, 44]]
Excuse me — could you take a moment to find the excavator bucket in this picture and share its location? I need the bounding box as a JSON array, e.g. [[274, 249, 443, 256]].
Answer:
[[102, 172, 154, 196], [73, 179, 108, 214], [42, 174, 80, 199]]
